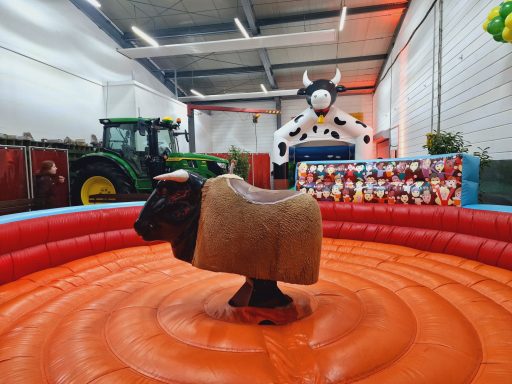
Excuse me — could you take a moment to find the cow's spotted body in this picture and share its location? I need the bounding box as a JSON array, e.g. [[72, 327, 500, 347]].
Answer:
[[273, 70, 375, 165]]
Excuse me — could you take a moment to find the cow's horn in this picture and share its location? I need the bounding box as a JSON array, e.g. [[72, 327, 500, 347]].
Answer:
[[154, 169, 189, 182], [303, 70, 313, 88], [331, 68, 341, 84]]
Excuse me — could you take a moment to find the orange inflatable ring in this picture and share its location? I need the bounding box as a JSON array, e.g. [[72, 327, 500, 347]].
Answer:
[[0, 204, 511, 383]]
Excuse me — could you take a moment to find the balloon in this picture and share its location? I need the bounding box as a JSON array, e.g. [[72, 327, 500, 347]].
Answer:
[[493, 32, 504, 41], [483, 19, 490, 31], [500, 2, 512, 18], [503, 26, 512, 41], [487, 16, 505, 34], [488, 6, 501, 19], [506, 12, 512, 28]]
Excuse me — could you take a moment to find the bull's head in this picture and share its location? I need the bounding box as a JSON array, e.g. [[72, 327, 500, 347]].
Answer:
[[134, 169, 205, 262], [297, 68, 346, 112]]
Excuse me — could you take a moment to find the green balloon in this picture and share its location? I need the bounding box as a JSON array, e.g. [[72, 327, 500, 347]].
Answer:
[[493, 32, 505, 41], [487, 16, 505, 34], [500, 2, 512, 18]]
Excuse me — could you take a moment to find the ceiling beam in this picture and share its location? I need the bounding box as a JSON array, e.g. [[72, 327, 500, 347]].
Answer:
[[123, 2, 408, 41], [166, 54, 388, 79], [241, 0, 277, 89], [118, 29, 336, 59], [179, 86, 375, 103], [69, 0, 186, 97]]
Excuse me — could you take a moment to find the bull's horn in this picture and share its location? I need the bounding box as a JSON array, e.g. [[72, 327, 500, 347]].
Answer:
[[330, 68, 341, 84], [303, 70, 313, 88], [154, 169, 189, 182]]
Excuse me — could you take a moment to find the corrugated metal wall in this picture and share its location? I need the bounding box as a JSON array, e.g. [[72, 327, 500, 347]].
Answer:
[[374, 0, 512, 160]]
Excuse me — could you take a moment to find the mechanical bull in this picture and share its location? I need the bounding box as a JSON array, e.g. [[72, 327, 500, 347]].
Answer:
[[134, 170, 322, 308]]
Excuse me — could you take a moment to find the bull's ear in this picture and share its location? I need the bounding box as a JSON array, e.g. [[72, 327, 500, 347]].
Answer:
[[336, 85, 346, 93], [154, 169, 189, 182], [297, 88, 306, 96]]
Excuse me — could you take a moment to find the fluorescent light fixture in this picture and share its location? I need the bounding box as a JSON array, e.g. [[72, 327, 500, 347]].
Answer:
[[131, 26, 159, 47], [118, 29, 336, 58], [339, 6, 347, 31], [87, 0, 101, 7], [190, 89, 205, 98], [234, 18, 250, 39], [260, 84, 268, 93]]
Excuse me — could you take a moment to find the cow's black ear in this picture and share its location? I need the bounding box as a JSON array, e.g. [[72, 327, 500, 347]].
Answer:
[[336, 85, 346, 93], [297, 88, 306, 96]]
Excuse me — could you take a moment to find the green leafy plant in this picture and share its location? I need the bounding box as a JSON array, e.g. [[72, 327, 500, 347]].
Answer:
[[424, 131, 469, 155], [227, 145, 250, 180], [473, 146, 492, 169], [423, 131, 492, 169]]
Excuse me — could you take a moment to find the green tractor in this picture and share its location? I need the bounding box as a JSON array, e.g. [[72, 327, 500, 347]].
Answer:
[[71, 117, 227, 205]]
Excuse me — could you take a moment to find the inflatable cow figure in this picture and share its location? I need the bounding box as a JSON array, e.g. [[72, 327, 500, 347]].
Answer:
[[273, 69, 375, 165], [134, 170, 322, 309]]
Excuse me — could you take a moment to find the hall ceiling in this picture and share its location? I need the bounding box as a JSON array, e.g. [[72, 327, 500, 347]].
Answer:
[[72, 0, 409, 99]]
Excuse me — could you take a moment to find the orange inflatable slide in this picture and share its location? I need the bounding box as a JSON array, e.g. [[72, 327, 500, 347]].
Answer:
[[0, 203, 511, 383]]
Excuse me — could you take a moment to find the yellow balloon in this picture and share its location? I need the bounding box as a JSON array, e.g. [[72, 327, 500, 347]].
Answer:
[[506, 13, 512, 28], [483, 19, 490, 31], [488, 6, 500, 20], [503, 27, 512, 42]]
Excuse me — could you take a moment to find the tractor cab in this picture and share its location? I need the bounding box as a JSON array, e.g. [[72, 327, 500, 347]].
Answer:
[[100, 117, 152, 177]]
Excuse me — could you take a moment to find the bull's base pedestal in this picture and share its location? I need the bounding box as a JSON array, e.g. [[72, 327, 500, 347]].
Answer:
[[206, 284, 316, 325], [228, 278, 292, 308]]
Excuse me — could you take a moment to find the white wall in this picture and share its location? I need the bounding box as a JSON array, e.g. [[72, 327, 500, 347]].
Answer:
[[194, 111, 213, 153], [207, 94, 372, 154], [0, 0, 175, 142], [374, 0, 512, 160], [209, 101, 277, 153]]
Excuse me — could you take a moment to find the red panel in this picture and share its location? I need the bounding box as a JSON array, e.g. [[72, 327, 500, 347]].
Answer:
[[11, 244, 50, 279], [47, 236, 95, 267], [0, 146, 28, 201], [0, 254, 14, 284], [444, 234, 483, 261], [478, 240, 508, 266], [89, 233, 107, 254], [104, 230, 127, 252], [30, 147, 69, 208], [14, 218, 49, 249], [498, 245, 512, 270], [322, 221, 341, 238], [0, 222, 22, 254]]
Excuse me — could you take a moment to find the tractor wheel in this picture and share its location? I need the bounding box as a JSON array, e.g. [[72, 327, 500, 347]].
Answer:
[[71, 162, 135, 205]]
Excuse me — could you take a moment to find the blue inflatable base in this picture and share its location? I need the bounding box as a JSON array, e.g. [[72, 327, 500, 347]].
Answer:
[[464, 204, 512, 213]]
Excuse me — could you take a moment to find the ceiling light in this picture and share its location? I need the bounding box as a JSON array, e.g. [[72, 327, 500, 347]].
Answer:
[[131, 26, 159, 47], [260, 84, 268, 93], [190, 89, 205, 98], [339, 6, 347, 31], [234, 18, 250, 39], [87, 0, 101, 7]]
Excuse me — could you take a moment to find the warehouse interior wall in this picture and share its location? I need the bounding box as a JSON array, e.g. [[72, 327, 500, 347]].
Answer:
[[0, 0, 176, 142], [374, 0, 512, 160], [205, 94, 373, 155]]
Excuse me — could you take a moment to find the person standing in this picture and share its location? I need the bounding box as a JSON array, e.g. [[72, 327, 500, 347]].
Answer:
[[228, 159, 237, 174], [34, 160, 65, 210]]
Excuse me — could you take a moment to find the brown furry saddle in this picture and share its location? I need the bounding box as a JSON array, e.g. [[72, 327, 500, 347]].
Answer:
[[192, 175, 322, 285]]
